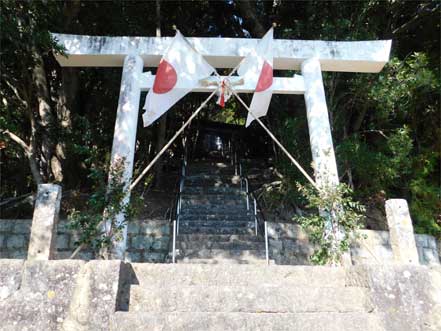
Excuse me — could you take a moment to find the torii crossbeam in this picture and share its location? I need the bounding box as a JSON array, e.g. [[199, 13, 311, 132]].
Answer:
[[52, 33, 392, 259]]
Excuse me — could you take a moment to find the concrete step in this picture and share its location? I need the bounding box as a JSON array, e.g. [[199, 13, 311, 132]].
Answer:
[[181, 199, 247, 208], [178, 257, 271, 265], [178, 240, 265, 251], [181, 206, 251, 215], [178, 248, 267, 260], [179, 220, 255, 229], [110, 312, 382, 331], [187, 168, 236, 175], [129, 285, 372, 313], [181, 193, 247, 200], [178, 225, 255, 235], [179, 215, 253, 222], [182, 187, 242, 194], [184, 175, 240, 187], [130, 264, 348, 287], [178, 234, 263, 243]]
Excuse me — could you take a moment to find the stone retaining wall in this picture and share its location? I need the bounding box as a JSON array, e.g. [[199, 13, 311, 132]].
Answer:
[[267, 222, 440, 266], [0, 219, 171, 262], [1, 218, 439, 266]]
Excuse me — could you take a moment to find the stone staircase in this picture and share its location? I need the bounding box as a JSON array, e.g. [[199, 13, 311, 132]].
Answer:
[[110, 264, 381, 331], [109, 159, 383, 330], [174, 160, 269, 264]]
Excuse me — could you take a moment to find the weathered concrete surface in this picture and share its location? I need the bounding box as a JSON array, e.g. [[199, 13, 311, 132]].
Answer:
[[28, 184, 62, 260], [140, 73, 305, 94], [129, 285, 372, 313], [0, 260, 84, 331], [0, 218, 171, 262], [302, 58, 339, 187], [131, 263, 347, 287], [0, 259, 23, 300], [386, 199, 419, 264], [62, 260, 124, 331], [51, 33, 392, 73], [103, 55, 144, 260], [347, 265, 441, 331], [0, 260, 439, 330], [110, 311, 382, 331]]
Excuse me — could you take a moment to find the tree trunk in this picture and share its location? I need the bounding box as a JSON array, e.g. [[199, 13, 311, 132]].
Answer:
[[51, 0, 81, 184], [32, 48, 56, 182], [237, 1, 266, 37]]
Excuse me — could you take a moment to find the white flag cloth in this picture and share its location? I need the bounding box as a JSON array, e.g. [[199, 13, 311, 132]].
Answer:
[[237, 28, 274, 127], [142, 31, 215, 127]]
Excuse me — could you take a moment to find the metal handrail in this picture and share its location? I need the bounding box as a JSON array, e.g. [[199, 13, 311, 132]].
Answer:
[[169, 177, 181, 264], [239, 163, 270, 265], [171, 152, 187, 264]]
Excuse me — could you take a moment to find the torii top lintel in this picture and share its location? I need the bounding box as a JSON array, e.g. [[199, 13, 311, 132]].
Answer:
[[51, 33, 392, 73]]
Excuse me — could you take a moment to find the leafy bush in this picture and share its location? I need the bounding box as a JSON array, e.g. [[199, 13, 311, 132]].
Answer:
[[295, 182, 366, 265]]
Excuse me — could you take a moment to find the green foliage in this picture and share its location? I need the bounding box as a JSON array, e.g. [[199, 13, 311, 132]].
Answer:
[[0, 1, 439, 241], [295, 183, 366, 265], [338, 126, 413, 195], [336, 53, 440, 237], [409, 152, 441, 237], [210, 99, 245, 125], [68, 158, 138, 255]]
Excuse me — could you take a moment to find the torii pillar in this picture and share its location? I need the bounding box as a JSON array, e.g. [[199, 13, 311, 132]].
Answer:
[[104, 54, 143, 258], [52, 33, 391, 260], [302, 58, 339, 187]]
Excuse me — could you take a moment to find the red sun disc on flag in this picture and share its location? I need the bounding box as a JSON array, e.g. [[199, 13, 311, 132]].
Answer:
[[255, 61, 273, 92], [153, 59, 178, 94]]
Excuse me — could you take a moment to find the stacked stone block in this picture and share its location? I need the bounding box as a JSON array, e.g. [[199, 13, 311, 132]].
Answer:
[[1, 217, 439, 265], [266, 222, 439, 266], [0, 219, 170, 262], [267, 222, 314, 265]]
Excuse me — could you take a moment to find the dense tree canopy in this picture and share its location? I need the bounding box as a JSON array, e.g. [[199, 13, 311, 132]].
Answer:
[[1, 1, 439, 237]]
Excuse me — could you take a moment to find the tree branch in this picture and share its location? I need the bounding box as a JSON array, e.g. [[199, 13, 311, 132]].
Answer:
[[4, 79, 28, 107], [1, 129, 30, 153], [392, 3, 439, 35]]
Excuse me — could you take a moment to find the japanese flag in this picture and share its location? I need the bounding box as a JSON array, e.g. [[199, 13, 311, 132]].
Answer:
[[142, 31, 215, 127], [238, 28, 274, 127]]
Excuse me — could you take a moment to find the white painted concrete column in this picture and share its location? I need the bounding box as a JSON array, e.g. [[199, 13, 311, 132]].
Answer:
[[301, 58, 339, 187], [385, 199, 419, 264], [105, 54, 143, 260], [301, 58, 352, 266]]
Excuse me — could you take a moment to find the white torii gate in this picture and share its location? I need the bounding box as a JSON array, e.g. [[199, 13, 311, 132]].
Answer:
[[52, 33, 391, 259]]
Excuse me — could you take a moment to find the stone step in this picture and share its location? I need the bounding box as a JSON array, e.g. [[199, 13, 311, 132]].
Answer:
[[178, 257, 271, 265], [130, 264, 347, 287], [179, 215, 253, 222], [181, 193, 247, 200], [178, 225, 255, 235], [180, 199, 247, 208], [178, 248, 266, 260], [128, 285, 371, 313], [184, 175, 241, 187], [110, 312, 381, 331], [182, 187, 242, 194], [188, 161, 234, 167], [177, 234, 263, 243], [187, 167, 236, 175], [181, 206, 251, 215], [179, 220, 255, 228], [178, 240, 265, 251]]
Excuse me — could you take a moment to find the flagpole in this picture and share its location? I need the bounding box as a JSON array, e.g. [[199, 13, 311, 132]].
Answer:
[[130, 88, 218, 191], [229, 86, 319, 191]]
